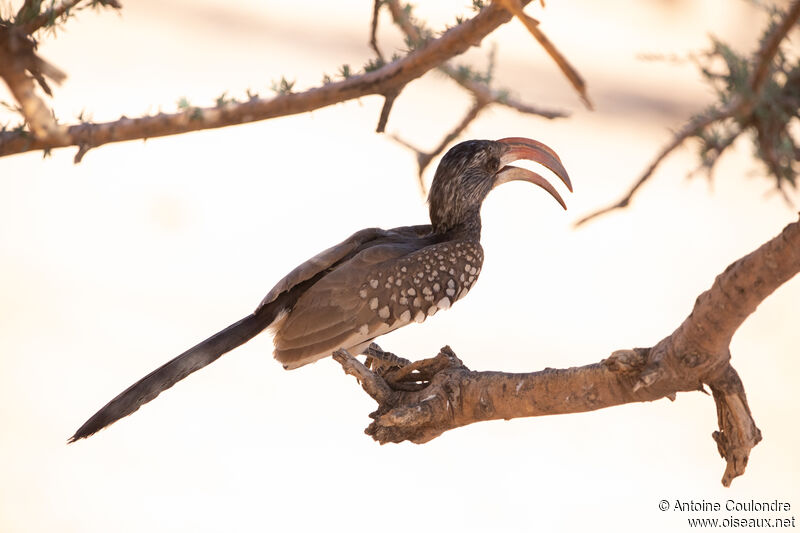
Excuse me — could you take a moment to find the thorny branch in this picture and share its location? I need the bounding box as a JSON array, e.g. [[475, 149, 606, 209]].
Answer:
[[334, 215, 800, 486], [748, 0, 800, 95], [573, 106, 736, 226], [576, 0, 800, 226], [0, 0, 564, 162]]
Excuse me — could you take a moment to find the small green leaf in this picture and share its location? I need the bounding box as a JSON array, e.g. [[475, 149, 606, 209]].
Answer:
[[270, 76, 296, 94], [363, 57, 385, 73]]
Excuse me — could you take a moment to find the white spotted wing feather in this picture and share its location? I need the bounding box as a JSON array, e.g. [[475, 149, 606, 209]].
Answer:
[[273, 240, 483, 369]]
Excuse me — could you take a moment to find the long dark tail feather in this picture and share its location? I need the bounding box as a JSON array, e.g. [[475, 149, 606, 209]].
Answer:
[[68, 307, 279, 443]]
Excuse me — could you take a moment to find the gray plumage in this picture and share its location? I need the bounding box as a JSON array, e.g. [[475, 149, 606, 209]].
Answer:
[[69, 137, 571, 442]]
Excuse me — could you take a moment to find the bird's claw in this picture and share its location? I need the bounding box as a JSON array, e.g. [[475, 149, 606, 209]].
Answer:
[[361, 343, 452, 392], [364, 343, 411, 375]]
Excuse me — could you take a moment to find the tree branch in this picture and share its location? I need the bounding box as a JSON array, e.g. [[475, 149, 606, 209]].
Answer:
[[23, 0, 79, 34], [376, 87, 401, 133], [495, 0, 592, 109], [0, 1, 526, 160], [441, 62, 567, 120], [335, 215, 800, 486], [574, 105, 737, 226], [369, 0, 385, 63], [392, 97, 489, 194], [575, 0, 800, 226], [0, 25, 67, 140], [749, 0, 800, 95]]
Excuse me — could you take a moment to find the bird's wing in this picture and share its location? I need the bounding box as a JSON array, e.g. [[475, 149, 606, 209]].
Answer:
[[256, 227, 388, 311], [273, 237, 482, 368]]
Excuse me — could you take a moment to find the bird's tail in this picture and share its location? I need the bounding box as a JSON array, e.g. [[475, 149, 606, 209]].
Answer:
[[69, 307, 279, 442]]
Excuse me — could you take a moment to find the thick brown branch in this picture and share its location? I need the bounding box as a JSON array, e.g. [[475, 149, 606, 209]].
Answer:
[[336, 216, 800, 486], [672, 213, 800, 356], [0, 2, 522, 159]]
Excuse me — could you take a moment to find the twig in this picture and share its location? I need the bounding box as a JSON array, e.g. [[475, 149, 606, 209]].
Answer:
[[495, 0, 592, 109], [392, 97, 488, 195], [749, 0, 800, 95], [440, 63, 566, 119], [0, 1, 524, 159], [369, 0, 385, 62], [21, 0, 80, 33], [376, 88, 401, 133], [17, 0, 121, 34], [574, 106, 736, 226]]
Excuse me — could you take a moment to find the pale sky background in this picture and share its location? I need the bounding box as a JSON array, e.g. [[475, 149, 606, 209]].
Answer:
[[1, 1, 798, 532]]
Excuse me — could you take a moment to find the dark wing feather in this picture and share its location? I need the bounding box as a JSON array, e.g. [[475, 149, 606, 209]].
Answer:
[[257, 228, 387, 310], [69, 308, 279, 442]]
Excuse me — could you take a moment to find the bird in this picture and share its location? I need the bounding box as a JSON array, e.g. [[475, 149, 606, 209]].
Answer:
[[69, 137, 572, 442]]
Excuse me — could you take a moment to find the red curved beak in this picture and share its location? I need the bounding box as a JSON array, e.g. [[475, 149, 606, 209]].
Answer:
[[494, 137, 573, 210]]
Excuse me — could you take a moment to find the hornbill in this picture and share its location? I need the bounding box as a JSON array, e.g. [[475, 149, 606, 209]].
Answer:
[[69, 137, 572, 442]]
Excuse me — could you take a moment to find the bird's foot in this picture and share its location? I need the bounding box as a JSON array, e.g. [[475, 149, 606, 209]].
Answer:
[[363, 343, 456, 392], [333, 345, 469, 444], [364, 343, 411, 374]]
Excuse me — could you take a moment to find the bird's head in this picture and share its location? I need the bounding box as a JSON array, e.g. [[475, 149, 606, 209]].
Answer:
[[427, 137, 572, 234]]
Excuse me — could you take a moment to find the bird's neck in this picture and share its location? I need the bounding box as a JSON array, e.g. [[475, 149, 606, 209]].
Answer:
[[432, 210, 482, 240]]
